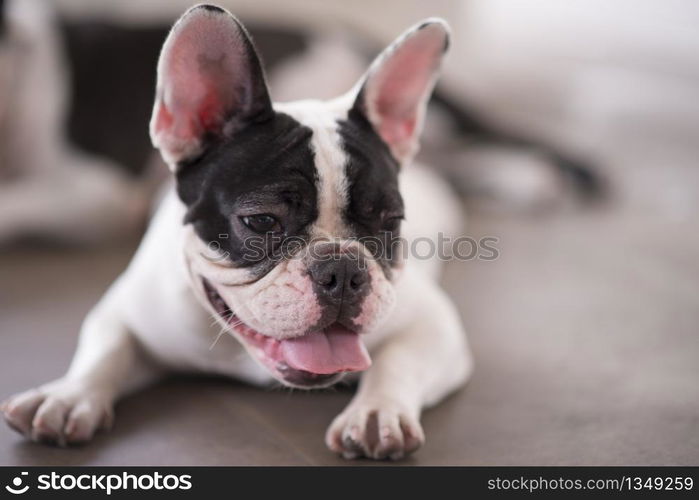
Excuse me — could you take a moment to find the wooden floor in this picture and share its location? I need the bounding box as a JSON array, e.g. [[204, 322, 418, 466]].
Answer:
[[1, 195, 698, 465]]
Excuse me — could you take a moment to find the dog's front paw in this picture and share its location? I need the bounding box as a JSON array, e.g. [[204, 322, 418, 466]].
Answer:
[[1, 379, 114, 446], [325, 401, 424, 460]]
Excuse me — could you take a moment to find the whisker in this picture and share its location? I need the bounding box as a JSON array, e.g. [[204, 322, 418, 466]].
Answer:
[[209, 326, 228, 351], [208, 311, 249, 352]]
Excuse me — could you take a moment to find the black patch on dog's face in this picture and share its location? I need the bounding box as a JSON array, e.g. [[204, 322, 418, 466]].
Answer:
[[176, 111, 317, 275], [338, 108, 404, 269]]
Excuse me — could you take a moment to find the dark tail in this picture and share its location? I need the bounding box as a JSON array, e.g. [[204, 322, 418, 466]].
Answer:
[[430, 89, 605, 201]]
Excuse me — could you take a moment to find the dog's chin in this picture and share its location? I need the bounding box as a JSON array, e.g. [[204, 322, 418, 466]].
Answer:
[[202, 279, 370, 389]]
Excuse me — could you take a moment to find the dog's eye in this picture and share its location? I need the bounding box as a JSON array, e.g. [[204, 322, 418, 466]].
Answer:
[[241, 214, 281, 234], [382, 216, 403, 233]]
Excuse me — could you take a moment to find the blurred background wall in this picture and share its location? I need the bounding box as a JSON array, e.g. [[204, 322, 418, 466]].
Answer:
[[50, 0, 699, 219]]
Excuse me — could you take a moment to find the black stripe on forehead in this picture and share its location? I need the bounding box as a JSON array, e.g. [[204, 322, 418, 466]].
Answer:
[[337, 108, 404, 271], [176, 112, 318, 268], [338, 108, 403, 229]]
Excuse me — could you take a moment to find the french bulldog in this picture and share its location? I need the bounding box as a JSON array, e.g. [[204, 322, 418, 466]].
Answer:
[[1, 4, 473, 460]]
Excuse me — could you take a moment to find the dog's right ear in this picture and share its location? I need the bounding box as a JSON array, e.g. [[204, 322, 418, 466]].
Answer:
[[150, 4, 272, 169]]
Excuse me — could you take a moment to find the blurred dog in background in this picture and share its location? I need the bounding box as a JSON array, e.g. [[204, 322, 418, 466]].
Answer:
[[0, 0, 150, 245]]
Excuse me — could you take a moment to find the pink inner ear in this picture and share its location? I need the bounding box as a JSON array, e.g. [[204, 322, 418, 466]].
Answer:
[[154, 98, 174, 134], [154, 89, 225, 155], [367, 27, 445, 158], [198, 86, 232, 131], [152, 11, 249, 160], [166, 16, 242, 131]]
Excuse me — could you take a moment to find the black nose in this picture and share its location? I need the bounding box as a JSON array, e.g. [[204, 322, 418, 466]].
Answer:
[[309, 255, 369, 306]]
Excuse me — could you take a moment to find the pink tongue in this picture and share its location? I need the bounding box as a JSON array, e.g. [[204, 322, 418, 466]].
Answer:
[[280, 327, 371, 375]]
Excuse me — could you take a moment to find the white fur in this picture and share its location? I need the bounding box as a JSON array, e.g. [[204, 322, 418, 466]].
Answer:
[[275, 99, 350, 238]]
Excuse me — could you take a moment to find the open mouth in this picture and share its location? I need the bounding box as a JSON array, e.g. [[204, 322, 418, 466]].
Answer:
[[202, 279, 371, 388]]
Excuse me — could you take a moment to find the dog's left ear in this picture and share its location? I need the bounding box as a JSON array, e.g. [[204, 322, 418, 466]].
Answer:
[[351, 19, 450, 165], [150, 5, 272, 168]]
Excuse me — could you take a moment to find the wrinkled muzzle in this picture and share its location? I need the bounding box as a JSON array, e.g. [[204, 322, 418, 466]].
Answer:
[[189, 235, 396, 389]]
